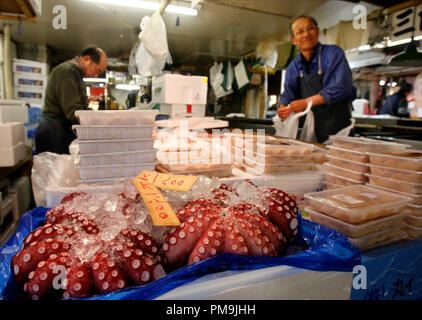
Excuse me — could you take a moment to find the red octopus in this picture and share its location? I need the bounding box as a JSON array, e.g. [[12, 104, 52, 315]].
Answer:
[[11, 181, 299, 299], [162, 183, 299, 269], [11, 192, 166, 300]]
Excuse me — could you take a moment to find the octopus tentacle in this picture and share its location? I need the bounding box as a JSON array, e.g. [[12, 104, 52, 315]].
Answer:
[[24, 252, 71, 300], [12, 238, 70, 284]]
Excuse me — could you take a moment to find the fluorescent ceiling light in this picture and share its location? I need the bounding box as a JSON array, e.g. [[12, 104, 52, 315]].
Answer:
[[83, 78, 107, 82], [387, 38, 412, 47], [83, 0, 198, 16], [115, 84, 141, 90]]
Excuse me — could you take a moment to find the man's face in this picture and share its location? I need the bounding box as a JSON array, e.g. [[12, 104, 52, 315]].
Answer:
[[83, 54, 107, 78], [290, 17, 319, 53]]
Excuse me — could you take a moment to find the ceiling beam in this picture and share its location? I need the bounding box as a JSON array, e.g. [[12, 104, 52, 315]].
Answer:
[[15, 0, 35, 18], [0, 14, 36, 22], [209, 0, 292, 19]]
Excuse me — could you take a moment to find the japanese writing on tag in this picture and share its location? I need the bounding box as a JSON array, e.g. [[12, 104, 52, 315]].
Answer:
[[132, 178, 181, 227], [135, 170, 198, 192]]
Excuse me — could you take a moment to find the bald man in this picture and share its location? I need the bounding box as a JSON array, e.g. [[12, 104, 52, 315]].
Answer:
[[36, 47, 107, 154]]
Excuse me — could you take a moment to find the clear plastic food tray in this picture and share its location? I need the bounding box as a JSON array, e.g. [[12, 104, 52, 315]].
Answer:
[[324, 171, 363, 187], [403, 224, 422, 239], [156, 165, 232, 178], [75, 110, 158, 125], [324, 181, 342, 190], [368, 150, 422, 171], [330, 136, 409, 153], [78, 162, 157, 180], [251, 142, 314, 156], [404, 203, 422, 217], [306, 206, 406, 238], [348, 226, 403, 251], [327, 145, 369, 163], [76, 150, 157, 166], [244, 158, 317, 173], [404, 214, 422, 228], [322, 163, 367, 183], [366, 183, 422, 205], [73, 125, 154, 140], [328, 155, 369, 173], [244, 150, 326, 165], [157, 162, 231, 173], [368, 163, 422, 183], [366, 174, 422, 194], [304, 185, 412, 224], [77, 138, 155, 154]]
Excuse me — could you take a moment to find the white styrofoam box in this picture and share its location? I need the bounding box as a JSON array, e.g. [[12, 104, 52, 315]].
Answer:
[[13, 71, 48, 88], [77, 149, 157, 166], [46, 183, 125, 208], [75, 110, 159, 125], [78, 162, 157, 180], [160, 104, 206, 118], [72, 124, 154, 140], [13, 58, 47, 75], [77, 138, 155, 154], [0, 122, 25, 148], [0, 100, 28, 123], [152, 74, 208, 105], [14, 85, 45, 101], [0, 141, 26, 167]]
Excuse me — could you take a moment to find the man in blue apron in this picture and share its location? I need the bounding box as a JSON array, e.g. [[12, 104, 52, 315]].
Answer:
[[277, 15, 356, 143]]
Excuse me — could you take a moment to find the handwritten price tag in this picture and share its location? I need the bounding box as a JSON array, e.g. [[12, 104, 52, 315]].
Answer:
[[132, 178, 181, 227], [135, 170, 198, 192]]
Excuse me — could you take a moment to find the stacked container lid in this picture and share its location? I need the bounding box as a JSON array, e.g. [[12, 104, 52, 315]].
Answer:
[[366, 149, 422, 239], [73, 110, 159, 183], [304, 185, 413, 251], [324, 136, 409, 189]]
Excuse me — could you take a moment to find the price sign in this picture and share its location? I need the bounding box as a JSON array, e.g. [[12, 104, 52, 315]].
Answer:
[[135, 170, 198, 192], [132, 178, 181, 226]]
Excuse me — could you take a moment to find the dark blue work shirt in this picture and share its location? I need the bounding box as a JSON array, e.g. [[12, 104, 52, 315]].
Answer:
[[279, 42, 357, 106]]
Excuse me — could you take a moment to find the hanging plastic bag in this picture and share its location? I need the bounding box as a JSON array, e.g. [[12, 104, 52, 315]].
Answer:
[[209, 62, 228, 99], [323, 118, 356, 145], [139, 12, 171, 63], [273, 101, 313, 139], [136, 12, 172, 77], [299, 105, 317, 142]]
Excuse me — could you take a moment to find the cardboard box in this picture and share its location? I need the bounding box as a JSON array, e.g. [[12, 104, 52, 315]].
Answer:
[[14, 85, 45, 102], [0, 100, 29, 123], [0, 122, 25, 148], [13, 58, 47, 75], [0, 142, 26, 167], [13, 71, 48, 88], [160, 104, 206, 118], [152, 74, 208, 105]]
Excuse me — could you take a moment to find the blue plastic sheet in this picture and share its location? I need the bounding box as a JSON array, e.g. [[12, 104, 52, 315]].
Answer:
[[0, 206, 361, 300]]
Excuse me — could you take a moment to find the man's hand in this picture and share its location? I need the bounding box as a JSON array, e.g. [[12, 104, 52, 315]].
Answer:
[[289, 99, 308, 113], [277, 104, 291, 120]]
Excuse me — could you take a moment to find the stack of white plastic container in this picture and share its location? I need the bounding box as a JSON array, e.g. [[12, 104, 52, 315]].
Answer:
[[73, 110, 159, 184], [323, 136, 409, 189], [0, 100, 29, 167], [366, 150, 422, 239], [304, 185, 412, 251], [229, 133, 327, 176], [13, 58, 48, 107]]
